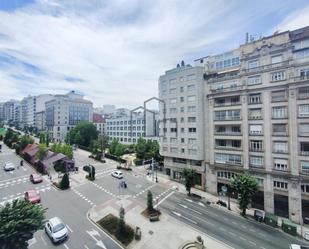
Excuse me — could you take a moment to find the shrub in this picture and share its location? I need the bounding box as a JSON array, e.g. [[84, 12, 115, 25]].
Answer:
[[147, 191, 153, 212], [54, 162, 66, 173], [59, 173, 70, 190], [282, 219, 297, 236]]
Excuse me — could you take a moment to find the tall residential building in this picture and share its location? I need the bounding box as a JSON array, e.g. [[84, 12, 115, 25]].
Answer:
[[158, 63, 206, 188], [20, 94, 54, 128], [45, 91, 93, 142], [3, 100, 20, 123], [106, 111, 159, 144], [0, 103, 4, 122], [159, 26, 309, 224]]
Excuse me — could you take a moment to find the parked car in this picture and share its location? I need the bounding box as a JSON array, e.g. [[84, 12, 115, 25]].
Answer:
[[254, 209, 265, 222], [24, 190, 41, 204], [45, 217, 68, 243], [290, 244, 309, 249], [30, 173, 43, 183], [4, 162, 15, 171], [111, 170, 123, 179]]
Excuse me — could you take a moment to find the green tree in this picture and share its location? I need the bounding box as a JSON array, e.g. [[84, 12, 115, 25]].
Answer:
[[67, 121, 98, 147], [50, 143, 73, 159], [98, 134, 109, 159], [0, 199, 46, 249], [59, 173, 70, 189], [36, 144, 47, 161], [117, 206, 126, 237], [46, 133, 49, 147], [109, 138, 119, 155], [19, 135, 34, 150], [135, 138, 147, 160], [147, 190, 153, 212], [231, 173, 258, 216], [183, 168, 196, 195]]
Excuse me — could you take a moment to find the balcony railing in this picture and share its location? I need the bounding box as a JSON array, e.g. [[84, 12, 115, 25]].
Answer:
[[242, 60, 290, 73], [214, 102, 241, 107], [301, 169, 309, 175], [214, 116, 241, 121], [300, 151, 309, 156], [210, 85, 244, 93], [215, 132, 242, 136], [293, 75, 309, 83]]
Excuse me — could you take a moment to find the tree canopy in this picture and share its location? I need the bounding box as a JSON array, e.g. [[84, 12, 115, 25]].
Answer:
[[0, 199, 46, 249], [183, 168, 196, 195], [135, 138, 162, 162], [66, 121, 98, 147], [231, 173, 258, 216], [50, 143, 73, 159]]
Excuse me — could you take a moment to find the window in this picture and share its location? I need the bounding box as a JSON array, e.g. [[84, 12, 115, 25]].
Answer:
[[299, 105, 309, 117], [187, 95, 196, 102], [170, 138, 177, 143], [295, 48, 309, 59], [271, 71, 285, 81], [180, 107, 185, 113], [180, 97, 184, 102], [170, 147, 178, 153], [180, 87, 184, 93], [173, 158, 186, 164], [273, 124, 287, 135], [170, 128, 177, 133], [188, 106, 196, 113], [169, 88, 177, 94], [250, 156, 263, 167], [188, 128, 196, 133], [294, 39, 309, 50], [298, 86, 309, 99], [272, 90, 287, 102], [274, 159, 288, 171], [179, 76, 184, 82], [215, 153, 241, 165], [271, 55, 282, 64], [299, 123, 309, 136], [248, 108, 262, 119], [273, 141, 288, 153], [187, 84, 196, 91], [170, 108, 177, 114], [188, 149, 197, 155], [248, 60, 259, 69], [214, 110, 240, 120], [181, 138, 185, 143], [188, 138, 196, 144], [181, 148, 185, 153], [301, 161, 309, 174], [300, 142, 309, 155], [180, 117, 184, 123], [170, 98, 177, 104], [272, 106, 287, 119], [187, 74, 196, 80], [217, 171, 238, 180], [274, 181, 288, 190], [248, 93, 261, 104], [247, 76, 261, 85], [249, 124, 263, 135], [188, 117, 196, 123], [249, 140, 263, 151], [181, 128, 185, 133], [169, 78, 176, 85]]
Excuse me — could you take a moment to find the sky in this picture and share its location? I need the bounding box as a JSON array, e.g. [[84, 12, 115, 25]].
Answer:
[[0, 0, 309, 109]]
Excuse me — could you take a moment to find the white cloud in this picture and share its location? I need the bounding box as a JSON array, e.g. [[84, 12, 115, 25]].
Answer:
[[274, 6, 309, 32], [0, 0, 299, 108]]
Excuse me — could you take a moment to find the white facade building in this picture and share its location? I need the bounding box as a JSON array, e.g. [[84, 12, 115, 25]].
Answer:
[[46, 91, 93, 142]]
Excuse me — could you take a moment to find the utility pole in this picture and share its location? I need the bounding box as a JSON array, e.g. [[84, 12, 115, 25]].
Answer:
[[152, 157, 154, 182]]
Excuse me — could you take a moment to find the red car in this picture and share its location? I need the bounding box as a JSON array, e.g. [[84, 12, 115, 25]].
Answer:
[[30, 173, 43, 184], [24, 190, 41, 204]]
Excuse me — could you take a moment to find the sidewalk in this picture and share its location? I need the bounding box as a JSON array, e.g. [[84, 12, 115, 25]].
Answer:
[[89, 197, 232, 249], [134, 166, 309, 239]]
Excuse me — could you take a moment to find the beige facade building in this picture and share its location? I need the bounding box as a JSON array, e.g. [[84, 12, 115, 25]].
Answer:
[[159, 26, 309, 224]]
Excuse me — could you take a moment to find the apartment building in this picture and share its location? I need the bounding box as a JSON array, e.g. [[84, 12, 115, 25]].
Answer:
[[3, 100, 20, 123], [159, 26, 309, 223], [106, 111, 158, 144], [158, 62, 206, 189], [45, 91, 93, 142], [20, 94, 54, 128]]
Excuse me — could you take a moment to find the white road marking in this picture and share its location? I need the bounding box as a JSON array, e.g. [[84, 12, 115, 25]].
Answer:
[[228, 232, 236, 236], [185, 198, 193, 203], [40, 236, 47, 245], [154, 191, 175, 208], [198, 202, 205, 207], [219, 227, 226, 232], [66, 225, 73, 233], [84, 245, 90, 249], [178, 203, 202, 215], [27, 237, 37, 246], [64, 243, 70, 249], [239, 236, 246, 241], [249, 241, 257, 246]]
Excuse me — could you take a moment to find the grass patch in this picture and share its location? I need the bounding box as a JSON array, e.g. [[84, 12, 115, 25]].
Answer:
[[97, 214, 134, 246]]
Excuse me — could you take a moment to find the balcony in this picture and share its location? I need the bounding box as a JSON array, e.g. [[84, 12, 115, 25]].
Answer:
[[242, 60, 291, 73], [210, 84, 244, 94], [300, 151, 309, 156], [293, 75, 309, 83], [214, 101, 241, 107], [301, 169, 309, 175], [214, 116, 241, 121], [215, 131, 242, 136]]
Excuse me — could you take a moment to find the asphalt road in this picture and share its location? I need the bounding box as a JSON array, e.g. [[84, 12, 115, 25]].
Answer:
[[159, 191, 309, 249]]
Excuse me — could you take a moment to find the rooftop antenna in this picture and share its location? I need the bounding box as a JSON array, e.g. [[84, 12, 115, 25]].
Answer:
[[181, 60, 185, 67]]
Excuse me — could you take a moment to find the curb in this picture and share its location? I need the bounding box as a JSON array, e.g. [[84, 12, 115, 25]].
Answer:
[[86, 209, 125, 249]]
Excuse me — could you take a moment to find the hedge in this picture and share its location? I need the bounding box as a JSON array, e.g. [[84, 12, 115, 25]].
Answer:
[[105, 153, 127, 163]]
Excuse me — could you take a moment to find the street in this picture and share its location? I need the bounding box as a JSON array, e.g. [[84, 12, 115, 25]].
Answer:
[[1, 142, 307, 249]]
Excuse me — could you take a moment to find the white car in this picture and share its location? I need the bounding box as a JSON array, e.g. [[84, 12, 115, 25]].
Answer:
[[290, 245, 309, 249], [4, 162, 15, 171], [111, 170, 123, 179], [45, 217, 68, 243]]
